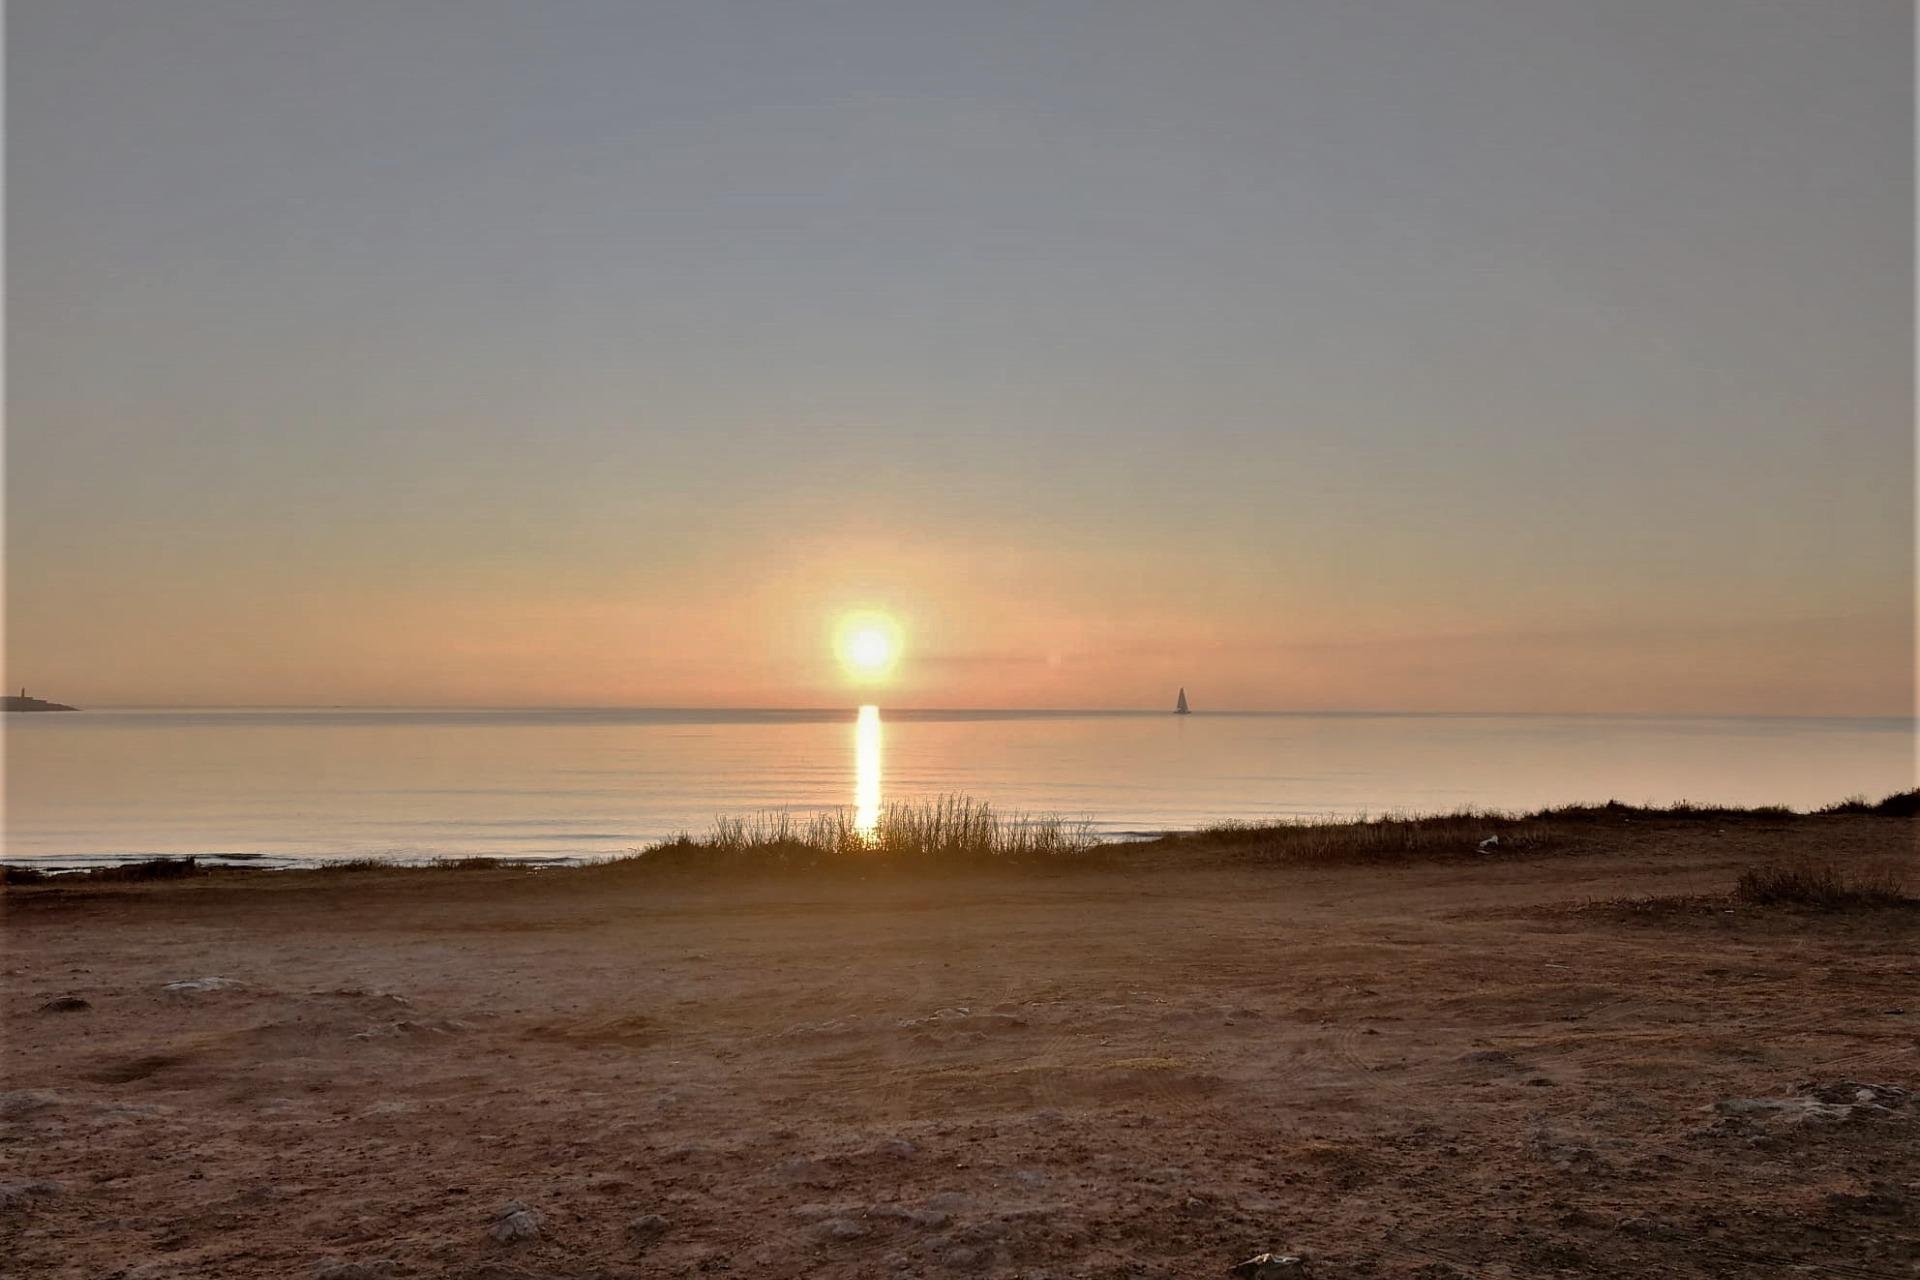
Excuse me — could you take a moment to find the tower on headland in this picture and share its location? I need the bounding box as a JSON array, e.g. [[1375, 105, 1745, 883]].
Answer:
[[5, 689, 78, 712]]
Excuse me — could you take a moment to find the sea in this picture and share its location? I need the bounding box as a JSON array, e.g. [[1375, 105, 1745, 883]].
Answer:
[[3, 707, 1913, 869]]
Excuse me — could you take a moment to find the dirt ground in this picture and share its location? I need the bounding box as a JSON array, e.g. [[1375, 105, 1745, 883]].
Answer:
[[3, 814, 1916, 1278]]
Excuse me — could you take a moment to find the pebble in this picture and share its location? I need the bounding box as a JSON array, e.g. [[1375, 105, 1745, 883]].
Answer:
[[627, 1212, 671, 1243], [489, 1200, 542, 1243], [1802, 1080, 1909, 1109], [777, 1156, 839, 1186], [873, 1204, 950, 1227], [350, 1018, 474, 1041], [816, 1216, 867, 1240], [162, 976, 244, 994]]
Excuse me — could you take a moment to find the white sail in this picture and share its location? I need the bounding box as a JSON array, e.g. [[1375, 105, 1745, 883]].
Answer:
[[1175, 687, 1190, 714]]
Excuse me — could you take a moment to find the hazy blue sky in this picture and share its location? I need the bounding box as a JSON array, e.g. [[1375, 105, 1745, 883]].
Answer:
[[8, 1, 1913, 711]]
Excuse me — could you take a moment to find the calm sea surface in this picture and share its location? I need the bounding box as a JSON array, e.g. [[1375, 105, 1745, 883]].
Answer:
[[3, 708, 1913, 867]]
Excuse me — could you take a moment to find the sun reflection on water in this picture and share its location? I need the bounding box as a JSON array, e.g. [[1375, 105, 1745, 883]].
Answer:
[[854, 705, 882, 837]]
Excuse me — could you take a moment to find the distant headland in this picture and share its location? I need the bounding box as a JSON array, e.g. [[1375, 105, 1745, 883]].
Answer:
[[4, 689, 77, 712]]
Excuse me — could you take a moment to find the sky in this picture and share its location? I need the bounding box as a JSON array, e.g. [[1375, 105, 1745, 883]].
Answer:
[[6, 0, 1914, 713]]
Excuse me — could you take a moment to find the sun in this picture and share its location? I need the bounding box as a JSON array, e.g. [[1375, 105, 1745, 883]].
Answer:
[[849, 628, 891, 669], [834, 611, 903, 683]]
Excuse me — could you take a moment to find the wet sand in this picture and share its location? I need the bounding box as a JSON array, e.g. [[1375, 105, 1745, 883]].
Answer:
[[4, 813, 1916, 1278]]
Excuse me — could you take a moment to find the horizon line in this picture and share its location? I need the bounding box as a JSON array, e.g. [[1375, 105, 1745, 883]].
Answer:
[[30, 703, 1920, 723]]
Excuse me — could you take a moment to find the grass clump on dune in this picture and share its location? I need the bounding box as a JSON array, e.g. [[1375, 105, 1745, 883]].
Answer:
[[1732, 860, 1913, 909], [1818, 790, 1920, 818], [1173, 809, 1556, 864], [1153, 788, 1919, 869], [637, 795, 1096, 871]]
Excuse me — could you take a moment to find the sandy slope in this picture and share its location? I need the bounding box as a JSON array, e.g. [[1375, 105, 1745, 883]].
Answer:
[[3, 815, 1916, 1278]]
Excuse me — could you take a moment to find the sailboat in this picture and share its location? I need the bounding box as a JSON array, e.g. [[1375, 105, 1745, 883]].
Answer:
[[1174, 687, 1191, 715]]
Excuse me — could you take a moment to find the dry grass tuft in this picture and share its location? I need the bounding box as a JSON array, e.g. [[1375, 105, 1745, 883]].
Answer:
[[627, 795, 1097, 873], [1175, 809, 1555, 865], [1732, 860, 1913, 910], [1819, 789, 1920, 818]]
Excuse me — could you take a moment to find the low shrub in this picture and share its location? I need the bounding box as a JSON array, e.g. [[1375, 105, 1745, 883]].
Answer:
[[1733, 860, 1912, 909]]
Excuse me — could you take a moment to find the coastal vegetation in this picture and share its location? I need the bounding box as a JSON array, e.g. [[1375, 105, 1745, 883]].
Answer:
[[1732, 859, 1913, 909], [5, 791, 1914, 884]]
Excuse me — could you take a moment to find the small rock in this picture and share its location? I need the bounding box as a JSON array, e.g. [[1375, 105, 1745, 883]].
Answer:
[[38, 996, 91, 1013], [1799, 1080, 1909, 1110], [877, 1137, 917, 1158], [162, 976, 243, 994], [350, 1018, 475, 1041], [1711, 1096, 1857, 1125], [815, 1216, 867, 1240], [873, 1203, 950, 1227], [489, 1200, 542, 1243], [940, 1245, 983, 1269], [896, 1006, 975, 1030], [957, 1219, 1010, 1244], [627, 1212, 671, 1243], [777, 1156, 838, 1186]]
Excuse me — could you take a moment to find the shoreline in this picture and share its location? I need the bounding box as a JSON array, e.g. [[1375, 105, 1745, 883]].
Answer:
[[5, 790, 1915, 881]]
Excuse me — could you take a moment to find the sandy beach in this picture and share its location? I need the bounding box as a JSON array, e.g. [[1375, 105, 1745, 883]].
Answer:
[[4, 808, 1916, 1279]]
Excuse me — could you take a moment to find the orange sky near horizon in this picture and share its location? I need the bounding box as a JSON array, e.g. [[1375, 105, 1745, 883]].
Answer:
[[7, 513, 1911, 714]]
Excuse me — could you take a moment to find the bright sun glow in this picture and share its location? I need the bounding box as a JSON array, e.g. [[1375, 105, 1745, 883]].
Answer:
[[834, 611, 903, 683], [850, 629, 891, 669]]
